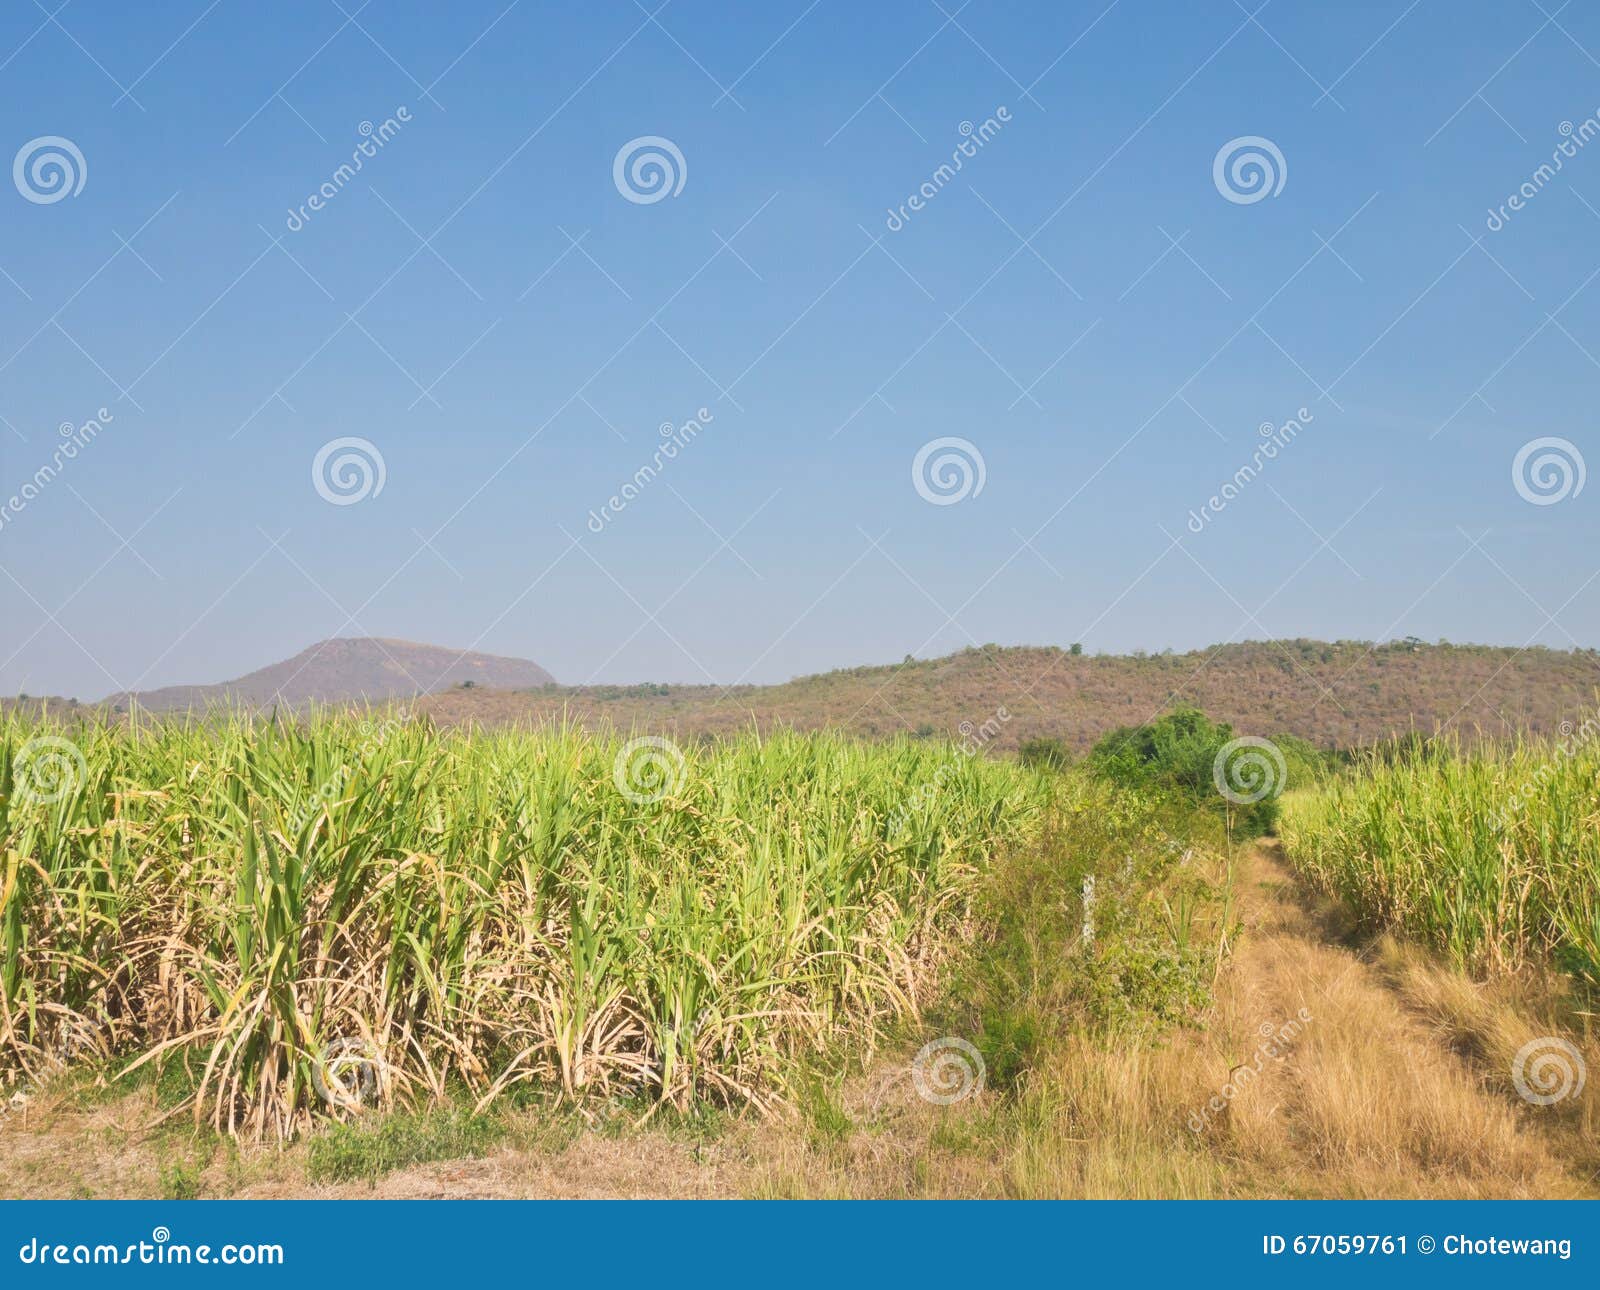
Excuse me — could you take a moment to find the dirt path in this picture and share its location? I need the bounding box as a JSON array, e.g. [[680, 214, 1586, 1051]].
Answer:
[[1158, 842, 1597, 1198]]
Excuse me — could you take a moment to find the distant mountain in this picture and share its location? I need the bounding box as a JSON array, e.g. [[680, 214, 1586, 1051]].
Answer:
[[104, 638, 557, 712]]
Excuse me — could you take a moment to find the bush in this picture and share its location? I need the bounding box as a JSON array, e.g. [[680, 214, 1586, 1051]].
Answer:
[[1273, 732, 1338, 788], [1086, 708, 1283, 837]]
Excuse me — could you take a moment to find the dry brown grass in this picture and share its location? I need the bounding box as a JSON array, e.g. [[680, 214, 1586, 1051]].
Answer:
[[1020, 845, 1595, 1198], [739, 846, 1596, 1199]]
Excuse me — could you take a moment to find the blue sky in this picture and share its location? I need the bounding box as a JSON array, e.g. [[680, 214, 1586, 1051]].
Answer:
[[2, 0, 1598, 698]]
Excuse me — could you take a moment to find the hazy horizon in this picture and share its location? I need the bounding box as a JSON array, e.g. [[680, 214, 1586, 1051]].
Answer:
[[13, 629, 1598, 705]]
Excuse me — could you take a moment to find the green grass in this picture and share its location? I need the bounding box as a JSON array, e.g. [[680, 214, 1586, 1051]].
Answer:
[[1, 709, 1045, 1139], [305, 1107, 506, 1184], [158, 1158, 204, 1200]]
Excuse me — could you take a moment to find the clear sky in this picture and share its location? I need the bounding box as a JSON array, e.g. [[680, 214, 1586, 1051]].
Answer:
[[2, 0, 1597, 699]]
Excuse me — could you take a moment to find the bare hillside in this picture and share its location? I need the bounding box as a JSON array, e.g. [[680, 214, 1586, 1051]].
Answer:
[[417, 639, 1600, 751]]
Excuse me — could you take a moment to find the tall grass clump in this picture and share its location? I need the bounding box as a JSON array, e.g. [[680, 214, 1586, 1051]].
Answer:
[[0, 709, 1043, 1139], [1280, 730, 1600, 981]]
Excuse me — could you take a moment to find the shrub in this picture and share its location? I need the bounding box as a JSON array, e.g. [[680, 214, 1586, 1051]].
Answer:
[[1086, 708, 1282, 837]]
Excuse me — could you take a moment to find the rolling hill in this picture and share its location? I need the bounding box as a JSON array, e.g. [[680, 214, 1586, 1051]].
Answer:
[[416, 639, 1600, 752]]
